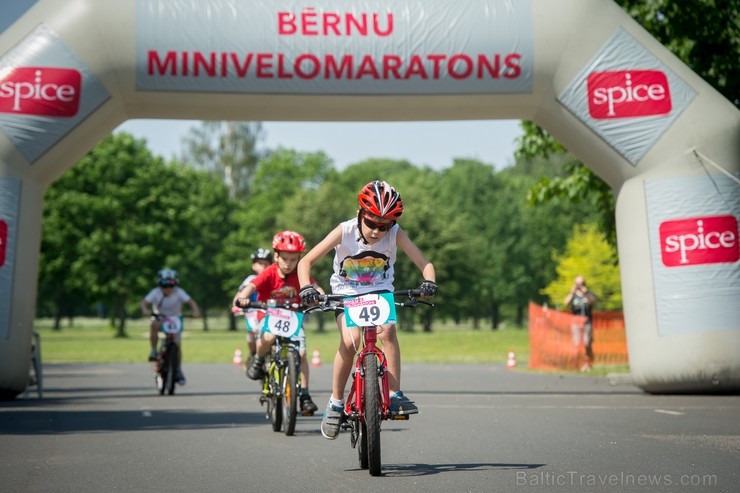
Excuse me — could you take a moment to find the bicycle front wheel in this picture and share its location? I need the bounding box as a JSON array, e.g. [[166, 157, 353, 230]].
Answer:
[[283, 350, 299, 436], [269, 365, 283, 432], [358, 420, 369, 470], [165, 345, 177, 396], [363, 355, 382, 476]]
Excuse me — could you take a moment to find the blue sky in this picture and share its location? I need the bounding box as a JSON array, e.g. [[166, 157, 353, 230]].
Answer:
[[115, 119, 523, 171]]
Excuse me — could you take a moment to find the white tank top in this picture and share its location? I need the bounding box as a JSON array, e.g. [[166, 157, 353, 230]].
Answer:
[[330, 218, 397, 295]]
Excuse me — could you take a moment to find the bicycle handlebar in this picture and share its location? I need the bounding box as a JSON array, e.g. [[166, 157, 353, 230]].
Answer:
[[151, 312, 196, 320], [235, 300, 303, 312], [304, 289, 434, 314]]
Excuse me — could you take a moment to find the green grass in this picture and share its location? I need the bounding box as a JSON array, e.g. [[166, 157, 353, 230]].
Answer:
[[33, 316, 628, 376]]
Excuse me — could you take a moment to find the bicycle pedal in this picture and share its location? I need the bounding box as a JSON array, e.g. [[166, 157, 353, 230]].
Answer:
[[390, 414, 410, 421], [300, 411, 315, 417]]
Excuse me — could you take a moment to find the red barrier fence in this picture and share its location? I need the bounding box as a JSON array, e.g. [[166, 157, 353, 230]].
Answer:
[[528, 302, 628, 371]]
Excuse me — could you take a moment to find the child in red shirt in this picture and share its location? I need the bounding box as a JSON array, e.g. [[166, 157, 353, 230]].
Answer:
[[234, 230, 322, 414]]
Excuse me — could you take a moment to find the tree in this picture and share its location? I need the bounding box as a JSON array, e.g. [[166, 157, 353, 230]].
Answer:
[[41, 133, 175, 334], [180, 121, 264, 199], [496, 169, 583, 325], [618, 0, 739, 107], [219, 149, 336, 329], [39, 133, 232, 335], [38, 186, 93, 327], [153, 164, 235, 330], [436, 160, 503, 328], [541, 223, 622, 311]]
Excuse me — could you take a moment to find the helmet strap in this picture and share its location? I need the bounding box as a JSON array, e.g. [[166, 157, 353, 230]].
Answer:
[[356, 210, 369, 245]]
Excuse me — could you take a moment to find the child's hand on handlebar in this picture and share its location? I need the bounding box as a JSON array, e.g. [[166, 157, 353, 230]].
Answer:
[[299, 285, 320, 305], [419, 280, 438, 297], [235, 297, 251, 309]]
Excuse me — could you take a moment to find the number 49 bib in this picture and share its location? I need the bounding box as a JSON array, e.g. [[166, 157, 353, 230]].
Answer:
[[343, 293, 397, 328]]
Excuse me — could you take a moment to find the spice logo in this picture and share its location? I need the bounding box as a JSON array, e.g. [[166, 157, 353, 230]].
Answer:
[[0, 67, 82, 117], [588, 70, 671, 119], [0, 220, 6, 267], [660, 215, 739, 267]]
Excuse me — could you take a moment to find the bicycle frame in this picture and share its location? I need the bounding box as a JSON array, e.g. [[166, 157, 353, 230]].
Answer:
[[260, 335, 303, 435], [246, 300, 306, 436], [307, 289, 432, 476], [345, 324, 393, 422]]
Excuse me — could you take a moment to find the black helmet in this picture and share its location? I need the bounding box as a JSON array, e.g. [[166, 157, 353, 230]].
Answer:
[[250, 248, 273, 263]]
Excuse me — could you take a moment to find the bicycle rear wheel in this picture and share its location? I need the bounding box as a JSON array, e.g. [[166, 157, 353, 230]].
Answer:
[[269, 365, 283, 432], [363, 355, 381, 476], [283, 350, 299, 436]]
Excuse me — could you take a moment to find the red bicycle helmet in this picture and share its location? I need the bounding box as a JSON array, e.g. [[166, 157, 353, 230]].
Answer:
[[272, 231, 306, 252], [357, 180, 404, 220]]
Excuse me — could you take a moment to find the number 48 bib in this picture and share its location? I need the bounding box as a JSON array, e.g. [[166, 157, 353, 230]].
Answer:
[[343, 293, 397, 328], [263, 307, 303, 337]]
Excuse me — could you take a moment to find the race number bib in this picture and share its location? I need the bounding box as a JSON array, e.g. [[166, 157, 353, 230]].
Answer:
[[263, 307, 303, 338], [160, 316, 183, 334], [244, 309, 266, 332], [343, 293, 397, 328]]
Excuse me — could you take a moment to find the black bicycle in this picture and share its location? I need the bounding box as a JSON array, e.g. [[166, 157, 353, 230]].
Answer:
[[152, 314, 183, 396]]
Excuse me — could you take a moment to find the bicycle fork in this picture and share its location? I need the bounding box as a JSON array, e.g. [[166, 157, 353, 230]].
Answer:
[[346, 347, 391, 421]]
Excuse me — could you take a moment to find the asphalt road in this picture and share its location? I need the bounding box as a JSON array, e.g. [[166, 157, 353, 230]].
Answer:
[[1, 362, 738, 493]]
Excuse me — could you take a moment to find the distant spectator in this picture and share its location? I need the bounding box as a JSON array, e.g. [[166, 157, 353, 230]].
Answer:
[[564, 275, 597, 372]]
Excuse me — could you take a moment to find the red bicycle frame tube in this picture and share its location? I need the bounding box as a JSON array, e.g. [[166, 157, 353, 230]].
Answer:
[[345, 325, 391, 420]]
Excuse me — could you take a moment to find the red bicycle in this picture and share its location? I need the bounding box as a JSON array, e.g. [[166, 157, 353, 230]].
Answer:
[[306, 289, 433, 476]]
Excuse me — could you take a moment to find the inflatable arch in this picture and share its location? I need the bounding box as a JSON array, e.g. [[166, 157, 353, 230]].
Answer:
[[1, 0, 738, 397]]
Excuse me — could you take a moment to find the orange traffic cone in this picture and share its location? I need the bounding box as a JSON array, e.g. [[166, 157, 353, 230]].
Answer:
[[506, 350, 517, 369], [232, 348, 243, 366], [311, 349, 321, 367]]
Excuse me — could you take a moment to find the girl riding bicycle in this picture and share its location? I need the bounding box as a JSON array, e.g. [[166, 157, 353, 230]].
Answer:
[[297, 180, 437, 440]]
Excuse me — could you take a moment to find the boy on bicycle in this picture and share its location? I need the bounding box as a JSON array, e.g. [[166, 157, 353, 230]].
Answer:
[[234, 231, 321, 415], [297, 180, 437, 439], [140, 269, 201, 385]]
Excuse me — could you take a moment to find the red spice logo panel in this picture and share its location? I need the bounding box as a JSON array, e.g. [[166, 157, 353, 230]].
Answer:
[[659, 215, 739, 267]]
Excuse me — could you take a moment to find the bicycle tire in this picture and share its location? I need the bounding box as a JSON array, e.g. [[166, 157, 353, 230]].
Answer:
[[156, 365, 165, 395], [165, 344, 177, 395], [283, 350, 299, 436], [269, 365, 283, 432], [157, 347, 169, 396], [364, 355, 382, 476], [358, 420, 369, 469]]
